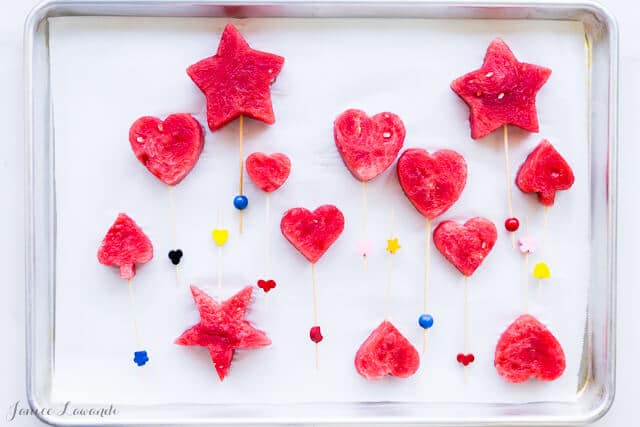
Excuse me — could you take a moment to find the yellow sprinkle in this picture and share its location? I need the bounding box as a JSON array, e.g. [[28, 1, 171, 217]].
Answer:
[[212, 229, 229, 247], [533, 262, 551, 280], [386, 238, 401, 254]]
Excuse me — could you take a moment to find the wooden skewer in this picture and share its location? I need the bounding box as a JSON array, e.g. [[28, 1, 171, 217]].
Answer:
[[127, 278, 141, 348], [362, 180, 368, 271], [423, 218, 432, 354], [265, 193, 272, 278], [524, 216, 530, 313], [311, 263, 319, 370], [463, 276, 469, 384], [216, 209, 223, 296], [385, 208, 396, 321], [238, 114, 245, 234], [502, 124, 516, 249], [168, 186, 180, 286]]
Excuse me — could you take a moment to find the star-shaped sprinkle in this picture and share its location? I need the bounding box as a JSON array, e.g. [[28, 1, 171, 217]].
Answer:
[[175, 285, 271, 380], [386, 237, 401, 254], [451, 38, 551, 139], [187, 24, 285, 131], [518, 236, 536, 254]]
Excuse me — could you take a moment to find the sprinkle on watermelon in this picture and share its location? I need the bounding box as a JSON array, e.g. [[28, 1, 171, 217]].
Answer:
[[451, 38, 552, 139], [334, 109, 405, 182], [354, 321, 420, 380], [129, 114, 204, 186], [175, 285, 271, 381], [97, 213, 153, 280], [246, 152, 291, 193], [515, 139, 575, 206], [494, 314, 566, 383], [433, 217, 497, 277], [280, 205, 345, 264], [187, 24, 285, 131], [397, 148, 467, 220]]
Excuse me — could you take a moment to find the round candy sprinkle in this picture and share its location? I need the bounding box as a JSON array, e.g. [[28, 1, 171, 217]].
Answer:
[[309, 326, 323, 343], [133, 350, 149, 366], [168, 249, 183, 265], [418, 314, 434, 329], [504, 217, 520, 232], [233, 195, 248, 210]]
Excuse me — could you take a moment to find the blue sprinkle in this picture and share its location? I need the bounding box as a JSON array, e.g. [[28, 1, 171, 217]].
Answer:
[[133, 350, 149, 366], [418, 314, 434, 329], [233, 195, 249, 210]]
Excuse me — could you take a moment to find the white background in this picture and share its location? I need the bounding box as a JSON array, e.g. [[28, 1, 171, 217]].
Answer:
[[0, 0, 637, 425]]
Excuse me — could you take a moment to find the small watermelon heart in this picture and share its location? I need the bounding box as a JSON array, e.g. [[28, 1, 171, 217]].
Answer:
[[516, 139, 575, 206], [129, 114, 204, 186], [334, 109, 405, 182], [280, 205, 345, 264], [246, 152, 291, 192], [397, 148, 467, 220], [354, 321, 420, 380], [433, 217, 497, 277], [494, 314, 566, 383]]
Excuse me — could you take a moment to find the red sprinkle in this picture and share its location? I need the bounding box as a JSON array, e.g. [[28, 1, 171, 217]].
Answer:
[[310, 326, 323, 343], [504, 217, 520, 232], [457, 353, 475, 366], [257, 279, 276, 293]]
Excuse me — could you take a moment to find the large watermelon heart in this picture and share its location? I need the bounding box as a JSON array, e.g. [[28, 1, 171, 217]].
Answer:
[[97, 213, 154, 280], [334, 109, 405, 182], [494, 314, 566, 383], [397, 148, 467, 220], [187, 24, 285, 131], [515, 139, 575, 206], [129, 114, 204, 186], [433, 217, 497, 277], [451, 38, 552, 139], [246, 152, 291, 193], [354, 320, 420, 380], [280, 205, 345, 264]]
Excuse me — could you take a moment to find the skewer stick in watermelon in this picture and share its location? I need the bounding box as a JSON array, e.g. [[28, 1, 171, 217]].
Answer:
[[397, 148, 468, 355], [97, 213, 154, 366], [334, 109, 405, 269], [187, 24, 285, 234], [129, 113, 204, 284], [451, 38, 552, 247], [280, 205, 345, 369]]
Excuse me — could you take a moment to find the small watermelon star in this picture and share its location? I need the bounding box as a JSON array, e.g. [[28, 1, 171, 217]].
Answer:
[[386, 238, 401, 254]]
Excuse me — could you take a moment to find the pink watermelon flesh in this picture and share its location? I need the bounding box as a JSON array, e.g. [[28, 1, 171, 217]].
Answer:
[[245, 152, 291, 192], [433, 217, 497, 277], [397, 148, 467, 220], [354, 321, 420, 380], [129, 114, 204, 186], [334, 109, 405, 182], [280, 205, 345, 264], [494, 314, 566, 383], [187, 23, 285, 131], [451, 38, 552, 139], [175, 285, 271, 381], [516, 139, 575, 206], [97, 213, 153, 280]]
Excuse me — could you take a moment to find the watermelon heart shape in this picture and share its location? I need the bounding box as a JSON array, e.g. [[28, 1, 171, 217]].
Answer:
[[433, 217, 497, 277], [354, 321, 420, 380], [129, 114, 204, 186], [246, 152, 291, 192], [334, 109, 406, 181], [516, 139, 575, 206], [397, 148, 467, 220], [280, 205, 345, 264], [494, 314, 566, 383]]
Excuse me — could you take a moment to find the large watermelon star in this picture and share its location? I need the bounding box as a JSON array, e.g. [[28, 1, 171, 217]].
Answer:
[[187, 23, 285, 131], [451, 38, 551, 139], [175, 285, 271, 380]]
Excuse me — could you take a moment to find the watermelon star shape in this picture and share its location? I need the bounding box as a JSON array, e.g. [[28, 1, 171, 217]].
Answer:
[[175, 285, 271, 381], [187, 23, 285, 131], [451, 38, 552, 139]]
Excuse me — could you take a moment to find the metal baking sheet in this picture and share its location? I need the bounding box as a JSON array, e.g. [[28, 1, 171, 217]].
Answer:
[[25, 1, 618, 425]]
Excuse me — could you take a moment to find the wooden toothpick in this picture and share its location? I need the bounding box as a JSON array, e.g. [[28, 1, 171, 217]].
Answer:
[[503, 124, 516, 249], [423, 218, 432, 354], [311, 263, 319, 370], [238, 114, 245, 234]]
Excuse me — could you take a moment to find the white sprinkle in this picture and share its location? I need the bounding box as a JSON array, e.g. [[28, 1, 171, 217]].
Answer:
[[485, 72, 494, 78], [268, 68, 273, 73], [383, 132, 391, 138], [157, 123, 164, 131], [136, 136, 144, 143], [498, 93, 505, 99], [481, 242, 487, 249]]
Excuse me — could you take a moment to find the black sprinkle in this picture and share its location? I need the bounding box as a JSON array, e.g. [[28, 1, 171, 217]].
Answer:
[[168, 249, 183, 265]]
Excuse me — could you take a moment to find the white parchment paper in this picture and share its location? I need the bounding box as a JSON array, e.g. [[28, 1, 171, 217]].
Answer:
[[49, 17, 589, 405]]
